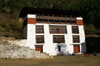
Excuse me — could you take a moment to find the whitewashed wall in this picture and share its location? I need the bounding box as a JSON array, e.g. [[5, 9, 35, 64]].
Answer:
[[23, 14, 86, 56], [27, 23, 86, 55]]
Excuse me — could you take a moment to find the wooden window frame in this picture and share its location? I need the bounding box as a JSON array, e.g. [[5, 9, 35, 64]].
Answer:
[[72, 21, 76, 24], [53, 35, 65, 43], [36, 25, 44, 33], [36, 19, 42, 21], [50, 25, 67, 34], [36, 35, 44, 43], [43, 19, 48, 21], [72, 26, 79, 34], [73, 35, 80, 43], [49, 19, 54, 22]]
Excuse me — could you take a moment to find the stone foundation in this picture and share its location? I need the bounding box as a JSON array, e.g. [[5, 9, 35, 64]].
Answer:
[[0, 37, 53, 59]]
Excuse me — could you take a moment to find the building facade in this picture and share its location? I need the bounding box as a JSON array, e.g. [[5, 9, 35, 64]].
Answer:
[[20, 8, 86, 56]]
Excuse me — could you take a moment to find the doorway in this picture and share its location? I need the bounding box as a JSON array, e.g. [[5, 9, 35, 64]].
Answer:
[[35, 45, 43, 52], [58, 46, 61, 52], [74, 45, 80, 53]]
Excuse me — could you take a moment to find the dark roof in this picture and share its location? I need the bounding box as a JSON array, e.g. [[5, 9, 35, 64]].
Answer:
[[19, 7, 82, 17]]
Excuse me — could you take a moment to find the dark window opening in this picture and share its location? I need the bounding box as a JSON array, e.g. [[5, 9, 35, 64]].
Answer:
[[55, 20, 60, 22], [53, 35, 65, 43], [43, 19, 48, 21], [54, 14, 57, 17], [61, 20, 65, 22], [36, 19, 42, 21], [58, 15, 61, 17], [62, 15, 65, 17], [50, 25, 67, 33], [49, 19, 54, 22], [44, 14, 48, 16], [36, 25, 44, 33], [36, 35, 44, 43], [72, 21, 76, 24], [73, 35, 80, 43], [49, 14, 52, 16], [37, 13, 43, 16], [66, 20, 71, 24], [72, 26, 79, 34]]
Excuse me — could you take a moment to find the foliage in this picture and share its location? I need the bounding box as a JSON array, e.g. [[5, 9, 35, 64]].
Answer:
[[0, 0, 4, 13], [1, 0, 100, 28], [0, 0, 100, 37], [85, 24, 96, 34], [0, 26, 3, 32], [0, 17, 23, 38]]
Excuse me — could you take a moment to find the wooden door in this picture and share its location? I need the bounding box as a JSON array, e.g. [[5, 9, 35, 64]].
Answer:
[[74, 45, 80, 53], [35, 45, 43, 52]]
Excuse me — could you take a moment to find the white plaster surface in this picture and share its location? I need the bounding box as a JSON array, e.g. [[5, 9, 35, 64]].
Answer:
[[77, 17, 83, 20], [27, 14, 36, 18], [23, 23, 86, 55], [22, 15, 86, 56]]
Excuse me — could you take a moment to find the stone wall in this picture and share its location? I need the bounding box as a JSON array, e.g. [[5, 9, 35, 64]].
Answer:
[[0, 37, 52, 59]]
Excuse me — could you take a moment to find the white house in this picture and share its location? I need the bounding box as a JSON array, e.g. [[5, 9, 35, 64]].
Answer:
[[19, 7, 86, 56]]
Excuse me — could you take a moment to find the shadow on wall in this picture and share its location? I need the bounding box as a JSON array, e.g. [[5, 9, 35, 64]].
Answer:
[[55, 42, 87, 55], [55, 43, 70, 55], [81, 42, 87, 54], [86, 37, 100, 53]]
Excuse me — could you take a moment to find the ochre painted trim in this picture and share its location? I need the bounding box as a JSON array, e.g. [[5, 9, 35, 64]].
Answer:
[[27, 18, 36, 24], [77, 20, 83, 25]]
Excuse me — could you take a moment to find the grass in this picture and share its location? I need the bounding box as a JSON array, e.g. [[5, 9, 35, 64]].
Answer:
[[0, 54, 100, 66]]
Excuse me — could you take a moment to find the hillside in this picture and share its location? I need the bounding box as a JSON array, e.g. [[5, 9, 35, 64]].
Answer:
[[0, 0, 100, 38]]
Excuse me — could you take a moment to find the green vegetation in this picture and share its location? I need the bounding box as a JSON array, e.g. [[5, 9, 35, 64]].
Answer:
[[0, 54, 100, 66], [0, 0, 100, 38], [0, 17, 22, 38], [85, 24, 96, 34], [86, 37, 100, 53]]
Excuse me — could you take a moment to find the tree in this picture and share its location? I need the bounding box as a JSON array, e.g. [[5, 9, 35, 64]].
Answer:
[[0, 0, 4, 14], [85, 24, 96, 34]]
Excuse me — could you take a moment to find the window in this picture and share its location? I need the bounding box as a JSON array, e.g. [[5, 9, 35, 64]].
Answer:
[[36, 19, 42, 21], [54, 14, 57, 17], [49, 19, 54, 22], [66, 20, 71, 24], [44, 14, 48, 16], [58, 15, 61, 17], [72, 21, 76, 24], [37, 13, 43, 16], [73, 35, 80, 43], [50, 25, 67, 33], [55, 20, 60, 22], [53, 35, 65, 43], [62, 15, 65, 17], [36, 35, 44, 43], [72, 26, 79, 34], [36, 25, 44, 33], [49, 14, 52, 16], [43, 19, 48, 21], [61, 20, 65, 22]]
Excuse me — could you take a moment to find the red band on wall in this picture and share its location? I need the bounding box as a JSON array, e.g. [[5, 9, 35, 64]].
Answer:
[[27, 18, 36, 24], [77, 20, 83, 25]]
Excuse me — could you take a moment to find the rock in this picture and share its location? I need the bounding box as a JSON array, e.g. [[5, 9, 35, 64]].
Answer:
[[0, 36, 53, 59]]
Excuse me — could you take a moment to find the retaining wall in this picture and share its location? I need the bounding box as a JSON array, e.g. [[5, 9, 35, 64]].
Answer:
[[0, 37, 52, 59]]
